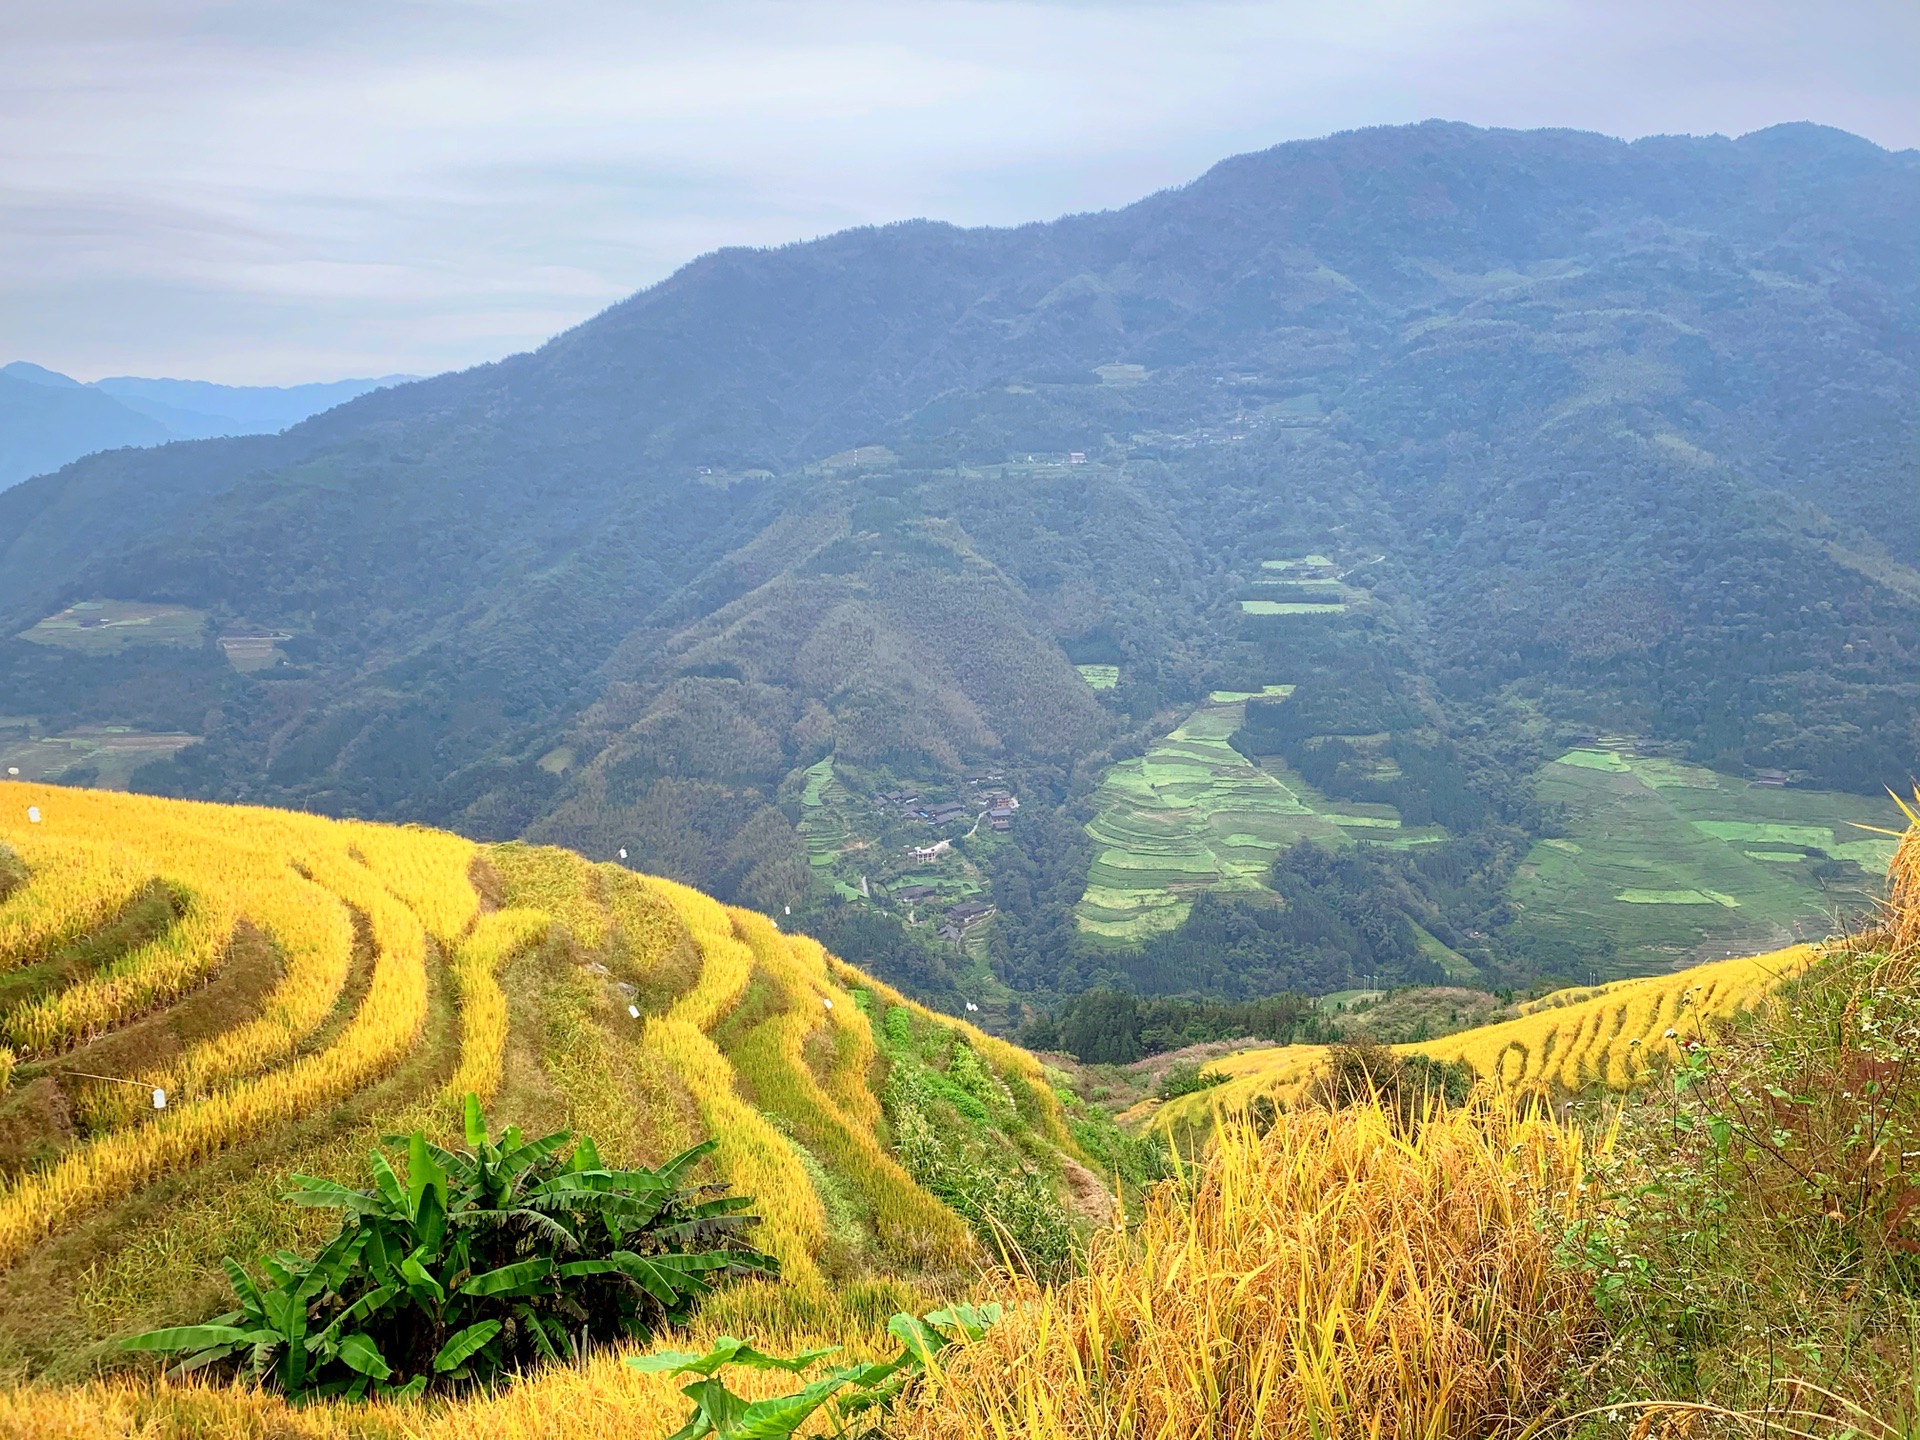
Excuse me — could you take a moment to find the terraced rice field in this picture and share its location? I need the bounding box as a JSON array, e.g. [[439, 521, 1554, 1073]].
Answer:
[[1508, 748, 1900, 977], [0, 727, 197, 790], [1241, 555, 1354, 617], [1075, 664, 1119, 690], [1157, 944, 1821, 1128], [16, 601, 206, 654], [1076, 698, 1445, 940], [0, 781, 1079, 1370], [795, 757, 863, 900], [1240, 599, 1346, 616]]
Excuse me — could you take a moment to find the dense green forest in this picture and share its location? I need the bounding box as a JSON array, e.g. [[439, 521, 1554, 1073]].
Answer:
[[1, 121, 1914, 1016]]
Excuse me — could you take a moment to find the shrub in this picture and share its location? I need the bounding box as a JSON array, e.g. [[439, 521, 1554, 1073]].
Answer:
[[1304, 1040, 1473, 1125], [1564, 938, 1920, 1422], [123, 1095, 776, 1400], [1154, 1060, 1226, 1101]]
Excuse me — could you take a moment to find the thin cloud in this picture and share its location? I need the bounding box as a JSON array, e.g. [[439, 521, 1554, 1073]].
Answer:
[[1, 0, 1914, 383]]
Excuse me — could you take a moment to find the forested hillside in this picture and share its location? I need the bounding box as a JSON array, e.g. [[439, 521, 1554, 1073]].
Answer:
[[0, 121, 1914, 1006]]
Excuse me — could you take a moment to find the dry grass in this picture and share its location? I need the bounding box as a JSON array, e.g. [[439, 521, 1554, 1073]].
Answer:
[[897, 1092, 1597, 1440]]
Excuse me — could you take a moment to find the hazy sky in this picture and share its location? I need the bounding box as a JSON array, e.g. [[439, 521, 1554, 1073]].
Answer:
[[4, 0, 1916, 385]]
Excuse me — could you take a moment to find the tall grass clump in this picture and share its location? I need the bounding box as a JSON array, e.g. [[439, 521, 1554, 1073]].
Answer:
[[898, 1090, 1596, 1440], [1563, 824, 1920, 1430]]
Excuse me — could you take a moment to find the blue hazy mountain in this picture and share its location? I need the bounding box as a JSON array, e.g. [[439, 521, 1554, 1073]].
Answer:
[[0, 362, 414, 489]]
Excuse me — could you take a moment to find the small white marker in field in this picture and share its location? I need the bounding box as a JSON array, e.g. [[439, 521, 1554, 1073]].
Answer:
[[26, 806, 40, 824], [823, 998, 833, 1010], [628, 1005, 641, 1019], [152, 1089, 167, 1110]]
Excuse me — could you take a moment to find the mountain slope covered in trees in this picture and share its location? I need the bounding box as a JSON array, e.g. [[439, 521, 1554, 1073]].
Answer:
[[0, 121, 1914, 1004]]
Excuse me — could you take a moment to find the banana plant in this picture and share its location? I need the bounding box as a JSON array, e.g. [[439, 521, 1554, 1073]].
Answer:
[[631, 1303, 1002, 1440], [125, 1094, 777, 1399]]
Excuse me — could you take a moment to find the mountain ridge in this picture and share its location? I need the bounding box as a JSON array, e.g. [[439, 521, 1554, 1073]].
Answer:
[[0, 119, 1913, 1003]]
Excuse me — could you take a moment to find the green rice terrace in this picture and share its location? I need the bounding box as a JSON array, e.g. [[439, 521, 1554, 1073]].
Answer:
[[1075, 694, 1446, 941], [1239, 555, 1353, 617], [1507, 746, 1903, 977], [1075, 664, 1120, 690], [794, 756, 991, 931], [797, 755, 865, 900], [16, 598, 207, 653]]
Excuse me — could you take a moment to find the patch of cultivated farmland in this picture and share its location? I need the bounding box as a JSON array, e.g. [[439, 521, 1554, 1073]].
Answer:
[[1076, 699, 1445, 940], [1507, 748, 1901, 977], [1075, 664, 1119, 690], [796, 757, 863, 900], [1240, 555, 1356, 617], [1240, 599, 1347, 616], [1155, 944, 1820, 1128]]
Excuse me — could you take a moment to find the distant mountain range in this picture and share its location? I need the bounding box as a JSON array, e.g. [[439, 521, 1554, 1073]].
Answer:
[[0, 120, 1914, 1004], [0, 362, 414, 489]]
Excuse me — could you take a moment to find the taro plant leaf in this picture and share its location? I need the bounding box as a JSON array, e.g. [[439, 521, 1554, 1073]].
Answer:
[[635, 1306, 1005, 1440], [886, 1312, 942, 1367], [925, 1302, 1004, 1342], [433, 1320, 502, 1373], [718, 1372, 859, 1440]]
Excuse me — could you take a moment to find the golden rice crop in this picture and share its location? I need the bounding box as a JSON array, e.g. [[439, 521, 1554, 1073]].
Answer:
[[896, 1093, 1594, 1440], [639, 881, 829, 1289], [0, 1308, 905, 1440], [489, 841, 613, 949], [441, 907, 549, 1105], [0, 834, 150, 973], [1888, 786, 1919, 956], [0, 786, 438, 1266], [338, 822, 480, 944], [645, 874, 756, 1031], [1166, 946, 1819, 1127], [3, 886, 236, 1055], [728, 916, 973, 1268], [0, 786, 365, 1094]]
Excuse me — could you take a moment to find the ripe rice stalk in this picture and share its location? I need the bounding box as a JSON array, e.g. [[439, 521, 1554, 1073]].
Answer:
[[2, 885, 237, 1055], [726, 914, 973, 1268], [897, 1093, 1597, 1440], [1164, 946, 1820, 1127], [1886, 787, 1919, 960], [0, 837, 432, 1267], [441, 907, 550, 1105], [0, 832, 150, 973]]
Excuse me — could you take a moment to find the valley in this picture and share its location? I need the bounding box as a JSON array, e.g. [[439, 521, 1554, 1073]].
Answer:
[[0, 121, 1914, 1019]]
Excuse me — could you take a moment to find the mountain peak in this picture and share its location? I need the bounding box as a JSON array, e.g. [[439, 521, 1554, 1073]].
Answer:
[[0, 362, 83, 389]]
